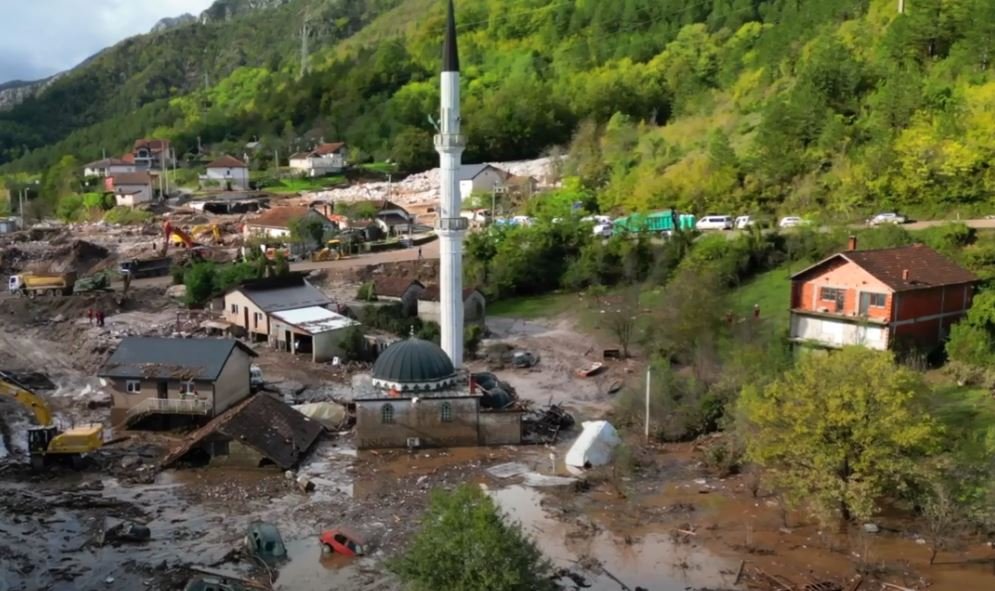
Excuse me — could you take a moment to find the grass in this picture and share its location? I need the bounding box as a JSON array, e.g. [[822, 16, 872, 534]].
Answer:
[[729, 264, 796, 326], [261, 176, 346, 194], [929, 384, 995, 457], [488, 292, 578, 319], [359, 162, 398, 175]]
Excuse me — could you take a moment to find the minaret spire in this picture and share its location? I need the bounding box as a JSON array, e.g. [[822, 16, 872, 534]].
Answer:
[[435, 0, 467, 369], [443, 0, 459, 72]]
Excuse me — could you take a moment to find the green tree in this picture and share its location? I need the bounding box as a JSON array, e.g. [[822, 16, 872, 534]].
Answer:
[[289, 215, 328, 250], [390, 485, 555, 591], [739, 347, 940, 522]]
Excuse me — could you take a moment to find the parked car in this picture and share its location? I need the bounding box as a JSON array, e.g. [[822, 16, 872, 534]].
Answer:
[[695, 215, 734, 231], [778, 216, 803, 228], [867, 212, 907, 226], [244, 521, 286, 561], [319, 528, 366, 557], [593, 222, 613, 238], [734, 215, 755, 229]]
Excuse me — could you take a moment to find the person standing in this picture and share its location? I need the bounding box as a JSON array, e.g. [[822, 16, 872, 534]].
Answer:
[[97, 309, 105, 328], [87, 307, 94, 326]]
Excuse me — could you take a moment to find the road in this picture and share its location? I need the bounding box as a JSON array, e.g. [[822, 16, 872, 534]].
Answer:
[[127, 238, 441, 290]]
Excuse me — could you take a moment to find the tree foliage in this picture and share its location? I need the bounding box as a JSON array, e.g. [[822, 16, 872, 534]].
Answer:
[[390, 484, 555, 591], [739, 347, 940, 522]]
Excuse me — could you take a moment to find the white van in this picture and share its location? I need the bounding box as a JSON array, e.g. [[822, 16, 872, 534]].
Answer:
[[696, 215, 733, 231]]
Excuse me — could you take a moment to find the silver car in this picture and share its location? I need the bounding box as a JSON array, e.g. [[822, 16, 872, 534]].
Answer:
[[867, 212, 907, 226]]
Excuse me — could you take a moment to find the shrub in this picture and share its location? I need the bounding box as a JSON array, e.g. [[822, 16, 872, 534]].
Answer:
[[356, 282, 376, 301], [104, 206, 152, 225]]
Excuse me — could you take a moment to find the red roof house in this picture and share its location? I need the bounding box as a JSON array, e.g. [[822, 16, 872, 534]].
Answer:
[[789, 237, 977, 351]]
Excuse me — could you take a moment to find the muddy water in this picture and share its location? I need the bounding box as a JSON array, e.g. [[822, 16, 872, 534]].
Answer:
[[490, 484, 738, 591]]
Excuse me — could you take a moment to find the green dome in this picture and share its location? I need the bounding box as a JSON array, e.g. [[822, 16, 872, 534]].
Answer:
[[372, 338, 457, 392]]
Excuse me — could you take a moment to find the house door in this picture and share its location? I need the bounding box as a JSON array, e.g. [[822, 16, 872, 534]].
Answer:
[[243, 308, 249, 332], [858, 292, 871, 316], [157, 382, 168, 400]]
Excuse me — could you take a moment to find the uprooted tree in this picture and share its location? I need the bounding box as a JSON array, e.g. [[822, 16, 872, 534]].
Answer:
[[390, 484, 556, 591], [738, 347, 940, 524]]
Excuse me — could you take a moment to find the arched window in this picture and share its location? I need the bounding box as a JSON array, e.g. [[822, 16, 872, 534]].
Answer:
[[440, 402, 453, 423], [381, 404, 394, 424]]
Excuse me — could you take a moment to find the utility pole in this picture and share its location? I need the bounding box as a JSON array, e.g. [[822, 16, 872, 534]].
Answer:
[[274, 148, 279, 170], [898, 0, 905, 14], [644, 366, 651, 441]]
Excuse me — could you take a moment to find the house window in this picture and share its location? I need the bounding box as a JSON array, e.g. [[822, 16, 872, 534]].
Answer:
[[231, 303, 239, 314], [126, 380, 141, 393], [441, 402, 453, 423], [381, 404, 394, 424], [820, 287, 844, 301], [868, 293, 886, 307], [254, 312, 262, 328], [179, 381, 196, 395]]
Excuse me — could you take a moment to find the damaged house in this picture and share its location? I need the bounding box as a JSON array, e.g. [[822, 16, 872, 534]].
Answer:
[[99, 337, 257, 429], [162, 393, 323, 470]]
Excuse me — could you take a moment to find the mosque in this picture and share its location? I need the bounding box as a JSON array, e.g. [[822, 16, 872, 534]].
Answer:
[[353, 1, 523, 449]]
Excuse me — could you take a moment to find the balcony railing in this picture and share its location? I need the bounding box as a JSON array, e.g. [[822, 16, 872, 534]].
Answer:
[[434, 134, 466, 150], [436, 217, 469, 232], [126, 397, 211, 419]]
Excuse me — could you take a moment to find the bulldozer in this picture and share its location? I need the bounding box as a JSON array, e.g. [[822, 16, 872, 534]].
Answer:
[[311, 239, 348, 262], [0, 372, 103, 468]]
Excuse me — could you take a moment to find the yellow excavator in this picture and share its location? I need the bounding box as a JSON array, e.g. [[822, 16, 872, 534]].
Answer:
[[311, 239, 348, 262], [0, 372, 103, 468]]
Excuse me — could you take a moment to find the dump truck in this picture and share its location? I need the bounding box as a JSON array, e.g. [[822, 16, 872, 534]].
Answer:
[[119, 256, 172, 279], [8, 271, 77, 296], [0, 371, 103, 469]]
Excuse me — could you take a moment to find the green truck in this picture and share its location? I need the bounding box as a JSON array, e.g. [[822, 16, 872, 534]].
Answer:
[[613, 210, 695, 235]]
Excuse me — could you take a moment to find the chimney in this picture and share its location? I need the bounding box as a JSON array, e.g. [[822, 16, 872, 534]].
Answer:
[[847, 236, 857, 251], [902, 269, 910, 281]]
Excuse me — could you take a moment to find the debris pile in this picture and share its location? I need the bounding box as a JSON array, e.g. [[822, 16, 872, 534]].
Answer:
[[522, 402, 575, 444]]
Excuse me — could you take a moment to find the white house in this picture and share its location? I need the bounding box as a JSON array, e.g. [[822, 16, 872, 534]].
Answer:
[[289, 142, 347, 177], [203, 155, 250, 190], [131, 139, 175, 171], [108, 172, 154, 207], [458, 164, 509, 202], [83, 157, 136, 178], [242, 206, 338, 249]]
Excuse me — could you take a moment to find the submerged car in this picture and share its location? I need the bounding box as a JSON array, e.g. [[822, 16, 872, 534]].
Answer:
[[319, 528, 366, 557], [245, 521, 286, 561]]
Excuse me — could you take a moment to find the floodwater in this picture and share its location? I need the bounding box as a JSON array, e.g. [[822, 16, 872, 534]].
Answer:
[[490, 484, 739, 591]]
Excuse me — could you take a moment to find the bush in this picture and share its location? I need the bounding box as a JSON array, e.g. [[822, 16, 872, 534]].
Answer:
[[104, 206, 152, 225], [464, 324, 484, 359], [389, 484, 555, 591], [356, 282, 376, 301], [340, 325, 367, 361]]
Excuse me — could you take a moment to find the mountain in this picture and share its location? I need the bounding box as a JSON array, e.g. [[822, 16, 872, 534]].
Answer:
[[0, 77, 57, 112], [150, 14, 197, 33], [3, 0, 995, 218]]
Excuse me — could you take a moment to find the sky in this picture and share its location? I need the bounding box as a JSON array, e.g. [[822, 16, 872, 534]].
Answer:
[[0, 0, 215, 83]]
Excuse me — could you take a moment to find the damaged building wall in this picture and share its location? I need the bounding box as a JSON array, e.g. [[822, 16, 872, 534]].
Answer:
[[478, 411, 523, 445], [223, 291, 270, 340], [212, 349, 253, 414], [207, 438, 269, 468], [356, 397, 479, 449], [108, 378, 214, 425]]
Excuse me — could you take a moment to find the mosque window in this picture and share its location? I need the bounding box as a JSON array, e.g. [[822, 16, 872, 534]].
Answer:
[[441, 402, 453, 423], [381, 404, 394, 424]]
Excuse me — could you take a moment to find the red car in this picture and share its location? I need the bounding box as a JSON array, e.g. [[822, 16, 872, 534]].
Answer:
[[319, 529, 366, 557]]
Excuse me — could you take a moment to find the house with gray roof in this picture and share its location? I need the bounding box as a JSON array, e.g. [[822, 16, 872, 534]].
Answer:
[[458, 163, 509, 202], [98, 337, 257, 429], [222, 274, 332, 342]]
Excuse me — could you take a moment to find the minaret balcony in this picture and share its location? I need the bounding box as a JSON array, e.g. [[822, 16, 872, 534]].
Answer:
[[436, 217, 469, 232], [434, 134, 466, 150]]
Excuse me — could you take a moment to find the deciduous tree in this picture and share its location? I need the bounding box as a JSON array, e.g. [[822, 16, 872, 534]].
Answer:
[[739, 347, 940, 523]]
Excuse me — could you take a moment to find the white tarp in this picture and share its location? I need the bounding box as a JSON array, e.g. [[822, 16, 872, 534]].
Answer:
[[565, 420, 621, 469], [292, 402, 347, 429]]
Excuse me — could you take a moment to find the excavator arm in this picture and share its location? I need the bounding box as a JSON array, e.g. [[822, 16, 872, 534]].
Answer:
[[0, 372, 54, 426]]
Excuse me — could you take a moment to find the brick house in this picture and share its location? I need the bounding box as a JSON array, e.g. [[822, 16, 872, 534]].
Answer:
[[789, 238, 977, 351], [372, 278, 425, 316], [417, 286, 486, 328]]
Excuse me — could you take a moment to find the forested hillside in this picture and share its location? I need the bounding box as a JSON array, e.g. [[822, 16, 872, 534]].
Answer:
[[5, 0, 995, 217]]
